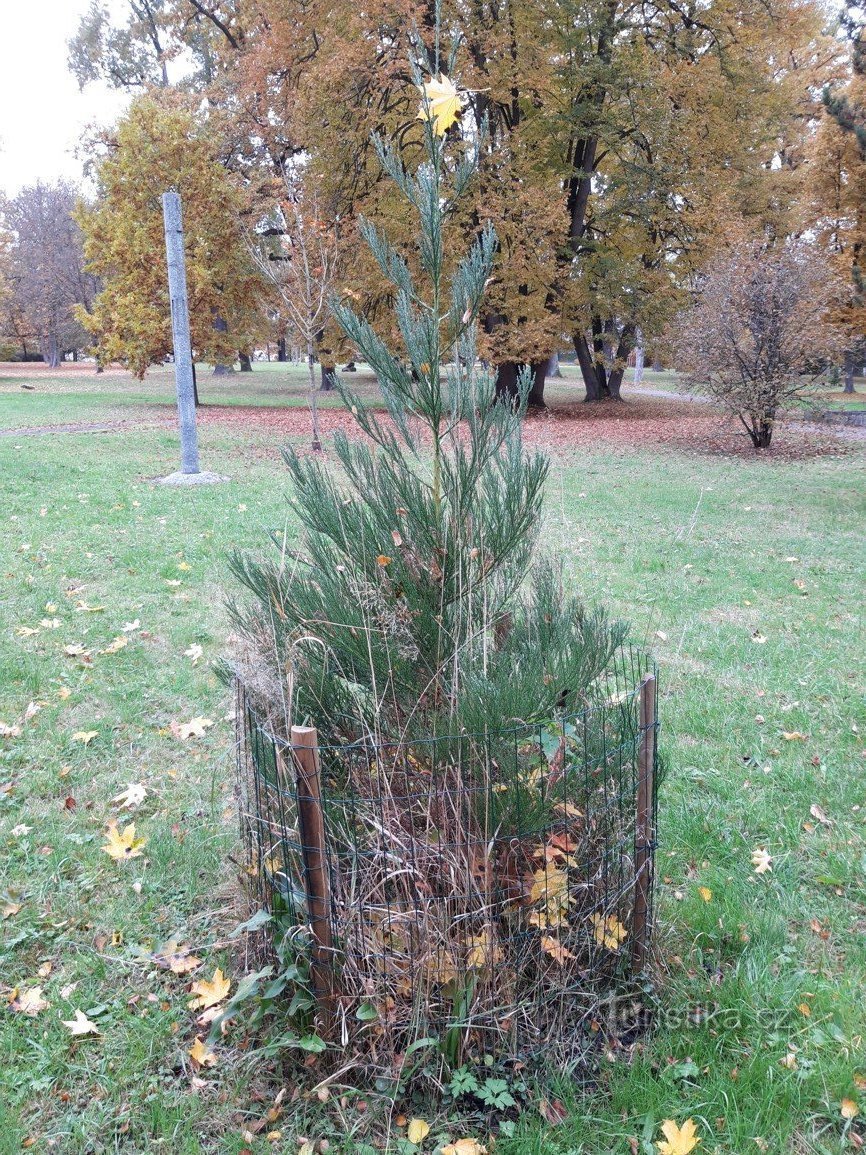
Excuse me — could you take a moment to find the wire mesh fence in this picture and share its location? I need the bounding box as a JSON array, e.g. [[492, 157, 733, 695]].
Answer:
[[235, 646, 658, 1069]]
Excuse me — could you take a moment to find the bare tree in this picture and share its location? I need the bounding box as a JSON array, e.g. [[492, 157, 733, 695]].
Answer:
[[2, 183, 98, 367], [676, 240, 844, 449], [250, 169, 338, 451]]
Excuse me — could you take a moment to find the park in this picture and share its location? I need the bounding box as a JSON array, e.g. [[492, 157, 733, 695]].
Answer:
[[1, 2, 865, 1154]]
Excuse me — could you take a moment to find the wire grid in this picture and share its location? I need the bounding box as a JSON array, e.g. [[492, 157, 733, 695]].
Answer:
[[236, 647, 658, 1067]]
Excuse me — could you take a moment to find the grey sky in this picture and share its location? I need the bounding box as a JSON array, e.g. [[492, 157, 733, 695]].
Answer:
[[0, 1, 131, 195]]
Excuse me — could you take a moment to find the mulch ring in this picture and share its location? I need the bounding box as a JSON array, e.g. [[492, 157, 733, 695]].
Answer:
[[194, 396, 859, 461]]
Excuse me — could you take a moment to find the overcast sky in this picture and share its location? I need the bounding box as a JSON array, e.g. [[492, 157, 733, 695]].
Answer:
[[0, 1, 131, 196]]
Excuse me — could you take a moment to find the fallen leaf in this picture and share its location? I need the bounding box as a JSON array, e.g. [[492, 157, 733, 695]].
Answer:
[[101, 820, 147, 860], [72, 730, 98, 746], [12, 987, 49, 1016], [782, 731, 807, 742], [152, 938, 201, 975], [102, 636, 128, 654], [750, 848, 772, 874], [540, 935, 577, 964], [61, 1009, 100, 1036], [655, 630, 668, 642], [170, 717, 213, 741], [184, 644, 203, 665], [57, 687, 72, 700], [189, 1036, 217, 1069], [407, 1119, 430, 1144], [591, 913, 628, 951], [841, 1099, 859, 1120], [63, 644, 90, 657], [441, 1141, 486, 1155], [750, 632, 767, 644], [177, 561, 191, 571], [40, 618, 61, 629], [11, 823, 32, 836], [0, 722, 22, 738], [698, 887, 713, 903], [417, 73, 463, 136], [122, 619, 140, 633], [539, 1098, 568, 1125], [2, 902, 22, 919], [780, 1051, 798, 1070], [376, 555, 392, 567], [656, 1118, 701, 1154], [15, 626, 39, 637], [797, 1003, 811, 1017], [188, 967, 230, 1010], [809, 804, 832, 826], [112, 783, 147, 809]]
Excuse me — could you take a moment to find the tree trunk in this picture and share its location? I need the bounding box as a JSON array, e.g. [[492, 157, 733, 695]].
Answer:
[[343, 361, 357, 372], [277, 337, 287, 362], [633, 337, 645, 387], [211, 315, 234, 375], [41, 331, 60, 369], [574, 332, 602, 400], [843, 349, 856, 393], [192, 361, 200, 408], [546, 352, 562, 378], [238, 351, 253, 372], [494, 361, 547, 407], [308, 348, 322, 452], [606, 324, 636, 400], [652, 355, 663, 372], [320, 363, 338, 391]]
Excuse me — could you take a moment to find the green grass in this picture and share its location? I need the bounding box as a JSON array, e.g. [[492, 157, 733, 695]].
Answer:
[[1, 369, 864, 1154]]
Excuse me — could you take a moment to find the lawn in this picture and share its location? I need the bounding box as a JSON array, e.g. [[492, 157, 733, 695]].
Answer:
[[1, 366, 864, 1154]]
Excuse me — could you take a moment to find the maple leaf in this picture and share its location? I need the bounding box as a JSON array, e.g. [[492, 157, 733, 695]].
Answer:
[[152, 938, 201, 974], [72, 730, 98, 746], [656, 1118, 701, 1154], [841, 1099, 859, 1120], [441, 1140, 487, 1155], [171, 717, 213, 740], [541, 935, 577, 964], [184, 643, 203, 665], [0, 722, 22, 739], [529, 866, 569, 905], [189, 1036, 217, 1068], [112, 783, 147, 809], [16, 625, 40, 637], [591, 913, 628, 951], [407, 1119, 430, 1144], [13, 986, 49, 1016], [417, 74, 464, 136], [466, 927, 503, 970], [40, 617, 61, 629], [61, 1009, 100, 1036], [751, 848, 772, 874], [101, 820, 147, 860], [102, 636, 128, 654], [188, 967, 230, 1010]]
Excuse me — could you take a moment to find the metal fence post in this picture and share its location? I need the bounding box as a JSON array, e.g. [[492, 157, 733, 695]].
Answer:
[[631, 673, 656, 973], [291, 725, 335, 1034]]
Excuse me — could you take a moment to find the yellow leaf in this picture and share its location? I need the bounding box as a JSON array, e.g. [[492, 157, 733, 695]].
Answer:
[[540, 935, 577, 964], [13, 986, 49, 1016], [407, 1118, 431, 1144], [57, 686, 72, 700], [698, 887, 713, 903], [797, 1003, 811, 1017], [61, 1009, 100, 1036], [189, 1036, 217, 1068], [152, 938, 201, 975], [529, 866, 569, 906], [170, 716, 213, 740], [72, 730, 98, 746], [782, 731, 806, 741], [16, 626, 40, 637], [102, 635, 128, 654], [466, 927, 503, 970], [841, 1098, 859, 1120], [0, 721, 22, 738], [591, 913, 628, 951], [177, 561, 191, 571], [441, 1141, 487, 1155], [188, 967, 230, 1010], [656, 1118, 701, 1154], [2, 902, 22, 919], [417, 74, 464, 136], [376, 555, 392, 567], [101, 820, 147, 860], [750, 848, 772, 874]]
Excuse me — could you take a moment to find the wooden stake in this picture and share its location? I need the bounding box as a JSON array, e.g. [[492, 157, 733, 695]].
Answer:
[[161, 190, 201, 475], [291, 725, 335, 1033], [631, 673, 656, 973]]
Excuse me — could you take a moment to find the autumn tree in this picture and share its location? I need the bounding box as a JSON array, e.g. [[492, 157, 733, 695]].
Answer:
[[816, 10, 866, 391], [77, 93, 267, 381], [676, 240, 843, 449], [250, 166, 339, 448], [1, 182, 97, 366]]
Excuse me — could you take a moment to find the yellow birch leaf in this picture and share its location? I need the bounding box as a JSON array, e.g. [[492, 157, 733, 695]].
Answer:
[[407, 1118, 431, 1144]]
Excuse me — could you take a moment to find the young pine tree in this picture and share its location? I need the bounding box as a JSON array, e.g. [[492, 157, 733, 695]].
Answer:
[[229, 39, 624, 748]]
